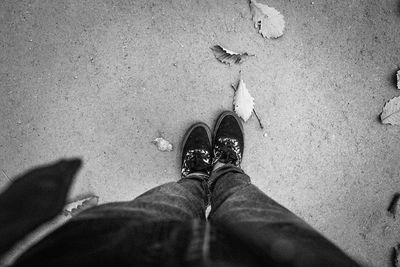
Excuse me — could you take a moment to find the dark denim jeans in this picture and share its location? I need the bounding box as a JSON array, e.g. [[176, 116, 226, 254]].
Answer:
[[13, 164, 361, 267]]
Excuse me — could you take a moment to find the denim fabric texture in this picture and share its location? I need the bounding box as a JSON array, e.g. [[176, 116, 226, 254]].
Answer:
[[12, 164, 361, 267]]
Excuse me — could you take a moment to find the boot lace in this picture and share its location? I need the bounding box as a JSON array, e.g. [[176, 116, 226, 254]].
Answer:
[[181, 149, 211, 177], [212, 137, 241, 167]]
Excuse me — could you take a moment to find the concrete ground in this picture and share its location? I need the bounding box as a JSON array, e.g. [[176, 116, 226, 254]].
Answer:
[[1, 0, 400, 266]]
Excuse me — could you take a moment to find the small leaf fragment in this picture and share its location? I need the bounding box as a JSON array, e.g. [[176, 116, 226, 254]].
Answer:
[[381, 96, 400, 125], [152, 137, 174, 152], [211, 45, 254, 65], [233, 79, 254, 122], [397, 70, 400, 89], [250, 0, 285, 39], [63, 195, 99, 217]]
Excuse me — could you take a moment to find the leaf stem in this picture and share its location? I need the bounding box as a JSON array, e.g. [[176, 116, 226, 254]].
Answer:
[[252, 109, 264, 129]]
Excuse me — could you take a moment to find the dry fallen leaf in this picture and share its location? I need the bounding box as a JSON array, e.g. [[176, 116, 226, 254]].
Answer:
[[233, 78, 254, 122], [63, 195, 99, 217], [152, 137, 174, 152], [231, 82, 264, 129], [250, 0, 285, 39], [211, 45, 254, 65], [381, 96, 400, 125]]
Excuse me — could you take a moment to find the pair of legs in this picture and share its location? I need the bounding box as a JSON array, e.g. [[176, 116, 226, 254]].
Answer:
[[68, 166, 359, 266], [65, 111, 360, 266], [13, 111, 361, 267]]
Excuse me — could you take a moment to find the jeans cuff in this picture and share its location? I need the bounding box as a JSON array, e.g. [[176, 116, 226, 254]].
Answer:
[[184, 173, 209, 181]]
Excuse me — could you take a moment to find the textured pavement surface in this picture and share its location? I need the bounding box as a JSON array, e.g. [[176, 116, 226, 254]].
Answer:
[[1, 0, 400, 266]]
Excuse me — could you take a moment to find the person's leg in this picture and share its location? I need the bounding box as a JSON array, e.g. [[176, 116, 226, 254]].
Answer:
[[73, 178, 208, 221], [208, 111, 361, 267], [73, 122, 214, 222], [13, 178, 207, 267]]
